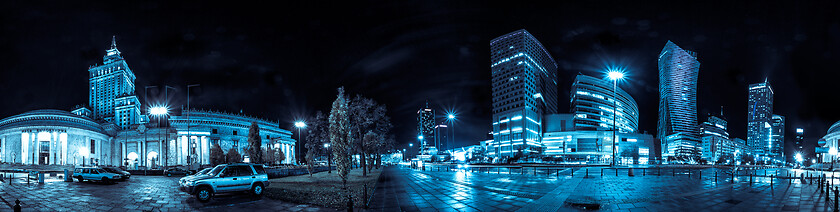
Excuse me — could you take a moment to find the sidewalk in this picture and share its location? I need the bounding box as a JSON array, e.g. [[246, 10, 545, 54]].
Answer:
[[368, 166, 836, 212]]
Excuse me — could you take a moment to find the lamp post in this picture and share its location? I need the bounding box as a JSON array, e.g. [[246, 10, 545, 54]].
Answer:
[[607, 71, 624, 167], [186, 84, 199, 168], [294, 121, 306, 165], [324, 143, 331, 173], [447, 113, 456, 152], [150, 106, 168, 168]]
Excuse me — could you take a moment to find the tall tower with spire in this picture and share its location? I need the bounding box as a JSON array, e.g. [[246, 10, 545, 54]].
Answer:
[[88, 36, 141, 129], [417, 100, 435, 148]]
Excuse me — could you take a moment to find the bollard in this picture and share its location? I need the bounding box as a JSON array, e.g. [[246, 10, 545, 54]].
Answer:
[[715, 171, 717, 182], [658, 168, 661, 176], [601, 168, 604, 176], [673, 169, 675, 176], [534, 167, 536, 175], [14, 199, 20, 212], [688, 169, 691, 178], [586, 168, 589, 177], [834, 187, 838, 212], [643, 169, 646, 176], [749, 174, 752, 185], [616, 168, 618, 176], [38, 172, 43, 184], [764, 170, 766, 176], [698, 170, 701, 179], [571, 168, 574, 177], [770, 175, 773, 188]]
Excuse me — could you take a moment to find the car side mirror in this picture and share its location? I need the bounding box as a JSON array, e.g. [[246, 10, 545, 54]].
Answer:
[[218, 173, 225, 178]]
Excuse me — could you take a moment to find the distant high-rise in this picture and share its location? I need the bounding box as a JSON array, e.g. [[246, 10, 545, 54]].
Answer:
[[747, 80, 774, 159], [88, 36, 140, 129], [571, 74, 639, 133], [700, 111, 729, 162], [769, 115, 785, 162], [490, 29, 558, 157], [417, 101, 435, 148], [795, 128, 804, 154], [657, 40, 701, 160]]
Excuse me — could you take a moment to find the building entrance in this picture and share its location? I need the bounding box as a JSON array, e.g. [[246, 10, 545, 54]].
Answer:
[[39, 141, 50, 165]]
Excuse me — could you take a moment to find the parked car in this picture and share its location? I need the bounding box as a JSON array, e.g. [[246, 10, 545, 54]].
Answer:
[[102, 167, 131, 181], [180, 163, 270, 202], [164, 167, 190, 177], [179, 168, 212, 187], [72, 167, 121, 184]]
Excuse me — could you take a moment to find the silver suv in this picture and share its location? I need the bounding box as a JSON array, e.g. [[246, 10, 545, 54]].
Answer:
[[72, 167, 121, 184], [180, 163, 270, 202]]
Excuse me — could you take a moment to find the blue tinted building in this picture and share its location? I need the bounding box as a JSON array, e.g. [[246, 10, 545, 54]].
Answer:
[[571, 74, 639, 133], [657, 40, 701, 160], [489, 29, 558, 158]]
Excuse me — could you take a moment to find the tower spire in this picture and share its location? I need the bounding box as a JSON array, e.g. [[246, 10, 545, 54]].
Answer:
[[720, 106, 724, 117], [111, 35, 117, 49]]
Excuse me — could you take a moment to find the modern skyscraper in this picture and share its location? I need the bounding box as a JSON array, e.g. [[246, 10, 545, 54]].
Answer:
[[571, 74, 639, 133], [747, 80, 774, 160], [657, 40, 701, 160], [769, 114, 785, 162], [417, 101, 435, 148], [88, 36, 140, 129], [490, 29, 558, 158], [795, 128, 805, 155]]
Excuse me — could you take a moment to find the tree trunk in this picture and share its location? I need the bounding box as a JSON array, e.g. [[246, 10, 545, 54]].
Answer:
[[361, 151, 367, 177]]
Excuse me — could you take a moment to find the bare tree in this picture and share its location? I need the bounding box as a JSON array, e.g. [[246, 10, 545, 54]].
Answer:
[[305, 111, 329, 176]]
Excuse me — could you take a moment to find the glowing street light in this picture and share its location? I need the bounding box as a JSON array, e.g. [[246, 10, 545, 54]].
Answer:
[[294, 121, 306, 165], [323, 142, 331, 173], [409, 143, 414, 147], [606, 69, 625, 167], [447, 113, 456, 151]]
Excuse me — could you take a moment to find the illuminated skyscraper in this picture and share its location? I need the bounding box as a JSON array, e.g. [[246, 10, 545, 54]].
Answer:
[[747, 80, 773, 159], [657, 40, 701, 160], [571, 74, 639, 133], [490, 29, 558, 158], [769, 114, 785, 162], [795, 128, 804, 154], [88, 36, 140, 129], [417, 101, 435, 148]]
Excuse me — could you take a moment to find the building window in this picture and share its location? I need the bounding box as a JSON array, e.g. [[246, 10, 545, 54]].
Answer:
[[90, 140, 96, 154], [233, 131, 237, 135], [212, 129, 218, 134]]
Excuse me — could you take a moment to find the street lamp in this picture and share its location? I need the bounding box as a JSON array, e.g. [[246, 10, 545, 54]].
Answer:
[[294, 121, 306, 165], [324, 143, 331, 173], [607, 70, 625, 167], [150, 105, 169, 167], [447, 113, 456, 152]]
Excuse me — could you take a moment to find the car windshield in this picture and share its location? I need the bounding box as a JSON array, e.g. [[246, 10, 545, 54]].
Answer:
[[208, 165, 226, 176], [196, 168, 211, 175]]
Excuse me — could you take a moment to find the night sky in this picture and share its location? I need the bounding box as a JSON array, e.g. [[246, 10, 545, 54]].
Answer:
[[1, 1, 839, 160]]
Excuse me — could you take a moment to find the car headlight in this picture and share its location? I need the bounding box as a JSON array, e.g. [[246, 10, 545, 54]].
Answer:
[[185, 181, 195, 186]]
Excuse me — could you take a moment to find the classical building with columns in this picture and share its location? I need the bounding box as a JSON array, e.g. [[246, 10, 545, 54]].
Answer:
[[0, 37, 297, 168]]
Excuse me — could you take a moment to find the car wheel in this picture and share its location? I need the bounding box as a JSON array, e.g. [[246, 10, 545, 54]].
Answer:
[[101, 177, 109, 184], [76, 177, 84, 182], [196, 187, 213, 202], [251, 183, 264, 197]]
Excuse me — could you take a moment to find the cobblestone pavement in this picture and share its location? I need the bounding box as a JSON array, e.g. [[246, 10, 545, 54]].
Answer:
[[0, 174, 328, 212], [368, 166, 837, 212]]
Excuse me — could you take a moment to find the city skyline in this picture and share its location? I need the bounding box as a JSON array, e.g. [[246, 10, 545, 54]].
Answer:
[[2, 2, 839, 159]]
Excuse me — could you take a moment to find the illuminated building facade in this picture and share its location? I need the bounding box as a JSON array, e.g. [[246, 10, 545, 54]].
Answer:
[[699, 112, 749, 163], [571, 74, 639, 133], [657, 40, 701, 160], [0, 37, 297, 167], [88, 37, 141, 129], [417, 102, 435, 148], [769, 115, 785, 162], [746, 80, 782, 163], [489, 29, 558, 158], [795, 128, 804, 156], [819, 121, 840, 162]]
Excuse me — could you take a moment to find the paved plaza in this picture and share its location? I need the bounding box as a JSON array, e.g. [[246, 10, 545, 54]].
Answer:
[[367, 166, 839, 212], [0, 174, 326, 212]]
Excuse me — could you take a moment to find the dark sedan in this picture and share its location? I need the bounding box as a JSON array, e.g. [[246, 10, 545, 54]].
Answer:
[[164, 167, 190, 177], [102, 167, 131, 181]]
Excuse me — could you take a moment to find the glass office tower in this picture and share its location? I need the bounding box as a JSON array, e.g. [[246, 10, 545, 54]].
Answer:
[[489, 29, 558, 158], [657, 40, 701, 160]]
